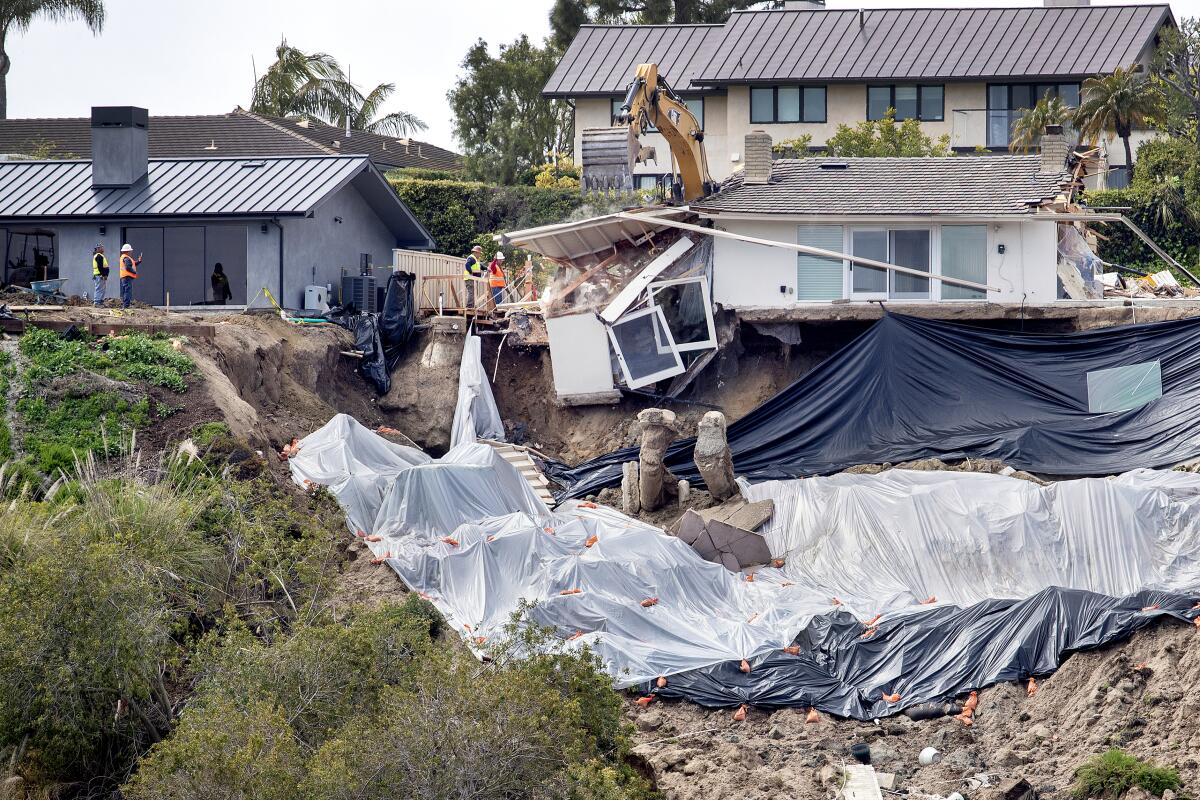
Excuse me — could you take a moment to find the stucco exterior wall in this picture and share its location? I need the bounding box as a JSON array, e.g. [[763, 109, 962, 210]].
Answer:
[[280, 180, 397, 309], [708, 216, 1059, 308]]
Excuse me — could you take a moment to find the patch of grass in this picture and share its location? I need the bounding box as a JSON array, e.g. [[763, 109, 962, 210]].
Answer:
[[0, 350, 13, 462], [19, 327, 194, 393], [191, 421, 232, 448], [17, 393, 150, 477], [1073, 749, 1181, 798]]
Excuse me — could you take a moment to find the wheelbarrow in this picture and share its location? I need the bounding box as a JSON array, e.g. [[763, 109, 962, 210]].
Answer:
[[29, 278, 68, 304]]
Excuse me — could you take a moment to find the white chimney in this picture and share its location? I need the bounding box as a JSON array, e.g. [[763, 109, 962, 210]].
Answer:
[[90, 106, 148, 189], [743, 131, 773, 185]]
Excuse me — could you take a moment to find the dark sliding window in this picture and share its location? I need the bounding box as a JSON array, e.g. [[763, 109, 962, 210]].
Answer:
[[867, 85, 944, 121], [611, 97, 705, 131], [750, 85, 827, 123]]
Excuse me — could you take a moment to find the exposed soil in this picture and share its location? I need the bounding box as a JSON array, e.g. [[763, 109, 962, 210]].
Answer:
[[630, 620, 1200, 800]]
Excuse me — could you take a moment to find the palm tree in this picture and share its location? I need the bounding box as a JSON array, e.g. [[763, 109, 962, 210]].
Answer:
[[0, 0, 105, 118], [1009, 95, 1070, 153], [250, 39, 346, 120], [332, 81, 426, 137], [252, 40, 425, 137], [1073, 65, 1159, 183]]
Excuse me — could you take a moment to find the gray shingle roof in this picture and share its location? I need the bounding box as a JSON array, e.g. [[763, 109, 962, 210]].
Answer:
[[543, 24, 725, 96], [0, 111, 462, 172], [544, 4, 1173, 95], [0, 154, 435, 247], [692, 155, 1070, 217]]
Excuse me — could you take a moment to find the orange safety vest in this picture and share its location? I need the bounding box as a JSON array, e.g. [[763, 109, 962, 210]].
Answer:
[[488, 260, 506, 288], [119, 253, 138, 279]]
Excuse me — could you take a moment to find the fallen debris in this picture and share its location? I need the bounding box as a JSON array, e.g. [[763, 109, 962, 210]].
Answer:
[[693, 410, 738, 501]]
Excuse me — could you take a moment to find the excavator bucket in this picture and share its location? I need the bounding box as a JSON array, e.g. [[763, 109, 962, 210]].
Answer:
[[580, 127, 644, 192]]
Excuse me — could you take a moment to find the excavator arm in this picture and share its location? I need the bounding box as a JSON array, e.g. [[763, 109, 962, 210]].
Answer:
[[614, 63, 715, 202]]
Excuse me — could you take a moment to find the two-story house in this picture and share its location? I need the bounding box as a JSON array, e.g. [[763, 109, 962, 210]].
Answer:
[[544, 0, 1174, 189]]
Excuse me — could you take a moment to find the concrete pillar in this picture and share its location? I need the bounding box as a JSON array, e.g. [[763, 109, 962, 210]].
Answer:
[[694, 411, 738, 501], [637, 408, 679, 512], [621, 460, 641, 515]]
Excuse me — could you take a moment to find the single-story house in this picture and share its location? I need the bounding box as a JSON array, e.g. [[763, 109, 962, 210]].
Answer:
[[693, 130, 1075, 308], [0, 107, 434, 307]]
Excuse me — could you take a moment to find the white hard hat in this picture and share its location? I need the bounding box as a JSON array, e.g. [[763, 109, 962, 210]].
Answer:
[[120, 243, 133, 253], [495, 251, 506, 260]]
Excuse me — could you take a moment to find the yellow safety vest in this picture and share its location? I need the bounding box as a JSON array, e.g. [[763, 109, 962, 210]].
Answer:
[[92, 253, 108, 277], [463, 255, 482, 280]]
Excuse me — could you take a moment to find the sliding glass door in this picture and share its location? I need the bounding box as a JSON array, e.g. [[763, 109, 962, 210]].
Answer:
[[851, 228, 931, 300]]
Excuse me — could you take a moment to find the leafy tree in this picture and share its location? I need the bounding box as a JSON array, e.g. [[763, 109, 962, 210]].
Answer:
[[1073, 65, 1158, 183], [825, 110, 951, 157], [448, 35, 573, 184], [1010, 95, 1071, 153], [550, 0, 776, 49], [1152, 17, 1200, 143], [252, 39, 425, 136], [0, 0, 104, 118]]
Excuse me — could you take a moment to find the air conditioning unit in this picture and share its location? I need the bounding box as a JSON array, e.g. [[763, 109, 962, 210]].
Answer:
[[341, 274, 377, 313], [304, 284, 329, 311]]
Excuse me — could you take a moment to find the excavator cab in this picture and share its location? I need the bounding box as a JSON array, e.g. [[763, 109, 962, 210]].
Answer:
[[580, 63, 716, 203]]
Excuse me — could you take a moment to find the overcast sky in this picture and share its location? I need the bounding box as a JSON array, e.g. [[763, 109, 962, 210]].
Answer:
[[7, 0, 1197, 151]]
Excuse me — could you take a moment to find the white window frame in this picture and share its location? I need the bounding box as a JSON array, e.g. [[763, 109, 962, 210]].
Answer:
[[647, 276, 717, 353], [607, 305, 686, 390], [845, 224, 936, 302]]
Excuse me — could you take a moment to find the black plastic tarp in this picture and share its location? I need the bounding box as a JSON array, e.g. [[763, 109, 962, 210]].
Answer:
[[646, 587, 1199, 716], [328, 271, 418, 395], [550, 313, 1200, 498]]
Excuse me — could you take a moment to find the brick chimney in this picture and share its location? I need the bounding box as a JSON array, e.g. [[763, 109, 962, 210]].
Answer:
[[743, 130, 773, 185], [91, 106, 148, 188], [1039, 124, 1070, 174]]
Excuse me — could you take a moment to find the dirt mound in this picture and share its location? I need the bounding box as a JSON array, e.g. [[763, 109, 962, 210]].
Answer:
[[630, 619, 1200, 800]]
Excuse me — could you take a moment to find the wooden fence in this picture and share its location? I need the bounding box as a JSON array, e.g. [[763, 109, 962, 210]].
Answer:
[[392, 249, 530, 314]]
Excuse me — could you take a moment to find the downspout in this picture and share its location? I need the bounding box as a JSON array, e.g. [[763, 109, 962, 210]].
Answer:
[[270, 218, 284, 307]]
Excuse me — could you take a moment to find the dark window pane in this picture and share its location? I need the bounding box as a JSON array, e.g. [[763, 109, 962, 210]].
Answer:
[[751, 87, 774, 122], [920, 85, 943, 120], [894, 85, 918, 120], [778, 86, 801, 122], [1011, 85, 1032, 109], [684, 97, 704, 130], [1036, 84, 1057, 102], [988, 84, 1009, 110], [890, 229, 930, 298], [867, 86, 891, 120], [1059, 83, 1080, 107], [611, 99, 622, 123], [852, 229, 888, 293], [803, 86, 826, 122]]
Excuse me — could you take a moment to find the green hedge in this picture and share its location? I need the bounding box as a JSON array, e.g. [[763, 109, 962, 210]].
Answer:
[[1085, 188, 1200, 277], [390, 177, 584, 256]]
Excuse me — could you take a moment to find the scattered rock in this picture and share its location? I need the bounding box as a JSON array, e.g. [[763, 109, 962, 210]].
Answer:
[[1031, 724, 1052, 740], [767, 725, 784, 740]]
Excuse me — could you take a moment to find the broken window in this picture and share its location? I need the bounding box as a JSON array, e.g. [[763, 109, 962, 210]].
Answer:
[[607, 306, 685, 390], [1086, 361, 1162, 414], [648, 276, 717, 352]]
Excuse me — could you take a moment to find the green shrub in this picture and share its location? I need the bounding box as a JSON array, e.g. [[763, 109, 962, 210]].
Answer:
[[17, 392, 150, 476], [391, 176, 583, 256], [1072, 749, 1181, 798], [19, 327, 194, 393]]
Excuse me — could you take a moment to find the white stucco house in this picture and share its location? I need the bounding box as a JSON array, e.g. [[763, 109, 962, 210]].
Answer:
[[692, 131, 1075, 309]]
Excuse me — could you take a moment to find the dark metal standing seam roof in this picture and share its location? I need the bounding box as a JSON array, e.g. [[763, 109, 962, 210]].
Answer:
[[0, 154, 437, 248], [1, 155, 364, 219], [542, 4, 1172, 96], [542, 24, 725, 96]]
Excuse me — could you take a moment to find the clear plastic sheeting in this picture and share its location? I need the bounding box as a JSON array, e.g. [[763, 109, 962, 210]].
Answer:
[[293, 414, 1200, 700], [745, 469, 1200, 611], [1087, 361, 1162, 414], [450, 333, 505, 447]]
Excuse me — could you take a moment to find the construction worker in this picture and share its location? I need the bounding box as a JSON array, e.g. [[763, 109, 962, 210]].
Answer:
[[118, 244, 142, 309], [91, 244, 109, 307], [463, 244, 484, 314], [487, 251, 507, 308], [210, 262, 232, 304]]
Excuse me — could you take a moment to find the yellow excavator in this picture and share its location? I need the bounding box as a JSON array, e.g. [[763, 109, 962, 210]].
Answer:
[[594, 63, 717, 203]]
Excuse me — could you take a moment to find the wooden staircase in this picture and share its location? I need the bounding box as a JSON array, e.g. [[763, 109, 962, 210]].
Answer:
[[483, 440, 556, 507]]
